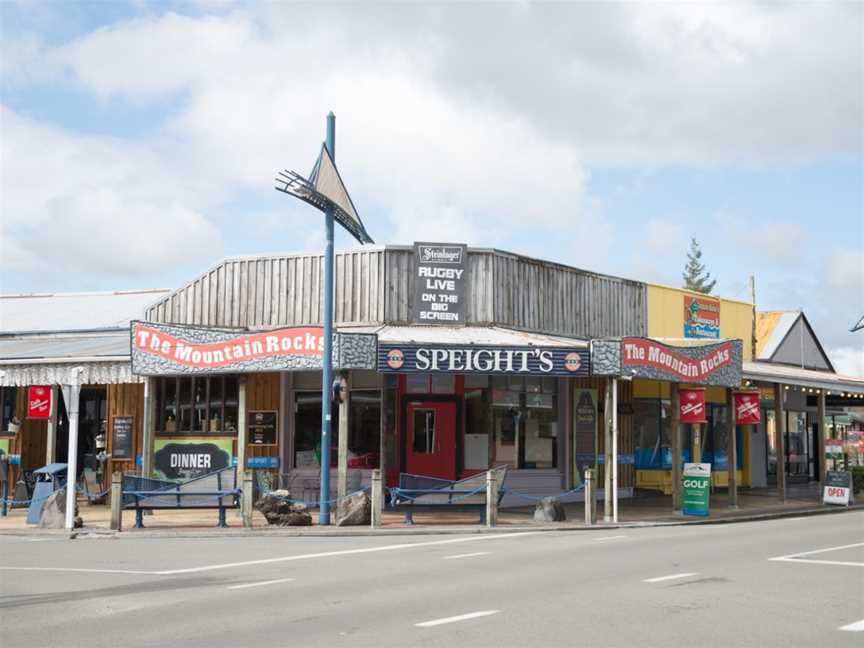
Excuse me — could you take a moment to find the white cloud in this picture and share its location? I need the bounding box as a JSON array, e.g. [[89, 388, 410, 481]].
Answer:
[[644, 219, 686, 255], [733, 222, 805, 267], [828, 346, 864, 378]]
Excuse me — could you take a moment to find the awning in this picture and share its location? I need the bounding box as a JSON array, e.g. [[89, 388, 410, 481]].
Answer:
[[743, 361, 864, 395], [354, 325, 589, 348]]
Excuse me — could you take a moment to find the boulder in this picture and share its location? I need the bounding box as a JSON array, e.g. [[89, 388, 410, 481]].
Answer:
[[533, 497, 566, 523], [336, 491, 371, 526], [38, 488, 83, 529], [254, 490, 312, 526]]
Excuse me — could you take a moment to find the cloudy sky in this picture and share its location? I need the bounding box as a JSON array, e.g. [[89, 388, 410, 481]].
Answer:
[[1, 2, 862, 374]]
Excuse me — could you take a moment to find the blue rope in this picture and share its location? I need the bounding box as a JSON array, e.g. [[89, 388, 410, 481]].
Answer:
[[266, 485, 371, 508], [76, 484, 113, 498], [3, 498, 32, 505], [390, 485, 488, 504], [503, 483, 587, 502]]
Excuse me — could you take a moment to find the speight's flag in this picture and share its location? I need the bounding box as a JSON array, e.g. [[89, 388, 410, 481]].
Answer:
[[276, 144, 373, 244]]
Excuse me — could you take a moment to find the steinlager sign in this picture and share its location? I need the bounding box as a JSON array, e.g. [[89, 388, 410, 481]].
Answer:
[[682, 463, 711, 517]]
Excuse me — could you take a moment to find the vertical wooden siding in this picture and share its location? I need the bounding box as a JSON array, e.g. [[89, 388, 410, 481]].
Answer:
[[106, 384, 144, 479], [244, 373, 281, 478]]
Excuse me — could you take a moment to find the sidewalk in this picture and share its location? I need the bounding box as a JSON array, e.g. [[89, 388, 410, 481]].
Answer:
[[1, 488, 858, 538]]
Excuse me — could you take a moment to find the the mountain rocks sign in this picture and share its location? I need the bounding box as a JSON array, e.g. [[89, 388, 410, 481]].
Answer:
[[131, 321, 376, 375], [378, 343, 590, 376]]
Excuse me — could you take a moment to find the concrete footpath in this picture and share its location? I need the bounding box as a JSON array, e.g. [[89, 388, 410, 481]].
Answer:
[[1, 488, 860, 538]]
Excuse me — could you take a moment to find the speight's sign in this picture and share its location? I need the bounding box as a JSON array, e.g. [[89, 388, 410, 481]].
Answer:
[[378, 343, 590, 376], [131, 321, 376, 375], [620, 337, 742, 387]]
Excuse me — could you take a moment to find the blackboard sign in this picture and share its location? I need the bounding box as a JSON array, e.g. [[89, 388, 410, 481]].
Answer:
[[111, 416, 134, 459], [412, 242, 467, 325], [248, 411, 278, 445]]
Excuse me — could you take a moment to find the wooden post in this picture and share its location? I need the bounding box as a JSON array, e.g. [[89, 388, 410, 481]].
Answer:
[[237, 376, 248, 484], [817, 391, 827, 484], [670, 383, 682, 513], [727, 388, 738, 508], [45, 385, 59, 465], [141, 378, 156, 477], [371, 468, 382, 528], [485, 470, 498, 528], [337, 375, 350, 505], [611, 378, 619, 523], [603, 379, 613, 523], [242, 472, 253, 528], [692, 423, 702, 464], [774, 383, 786, 503], [110, 471, 122, 531]]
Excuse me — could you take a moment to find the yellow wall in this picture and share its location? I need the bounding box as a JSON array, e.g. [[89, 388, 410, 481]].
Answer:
[[646, 284, 753, 360]]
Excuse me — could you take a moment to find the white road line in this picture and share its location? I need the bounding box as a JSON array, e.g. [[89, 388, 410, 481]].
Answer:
[[770, 542, 864, 560], [0, 531, 543, 577], [769, 542, 864, 568], [593, 535, 627, 541], [415, 610, 500, 627], [227, 577, 295, 590], [839, 619, 864, 632], [642, 572, 699, 583], [443, 552, 490, 560]]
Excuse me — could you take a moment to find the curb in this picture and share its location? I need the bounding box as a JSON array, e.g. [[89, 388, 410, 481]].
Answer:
[[0, 503, 857, 540]]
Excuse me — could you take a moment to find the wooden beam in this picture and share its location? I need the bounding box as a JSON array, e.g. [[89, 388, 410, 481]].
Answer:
[[670, 383, 682, 513], [727, 387, 738, 508], [774, 383, 786, 503], [817, 391, 827, 484]]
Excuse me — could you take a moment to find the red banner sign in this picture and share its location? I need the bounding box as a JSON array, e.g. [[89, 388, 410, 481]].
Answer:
[[622, 338, 734, 383], [132, 323, 324, 370], [733, 391, 761, 425], [679, 388, 706, 423], [27, 385, 51, 419]]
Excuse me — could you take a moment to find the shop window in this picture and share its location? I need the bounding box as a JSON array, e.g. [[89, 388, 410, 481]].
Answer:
[[412, 409, 436, 453], [155, 376, 239, 434], [1, 386, 17, 433], [464, 389, 490, 470], [430, 374, 455, 394], [491, 380, 559, 469], [293, 389, 381, 469]]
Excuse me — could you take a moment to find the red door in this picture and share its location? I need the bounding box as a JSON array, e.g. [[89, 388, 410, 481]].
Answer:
[[406, 401, 457, 480]]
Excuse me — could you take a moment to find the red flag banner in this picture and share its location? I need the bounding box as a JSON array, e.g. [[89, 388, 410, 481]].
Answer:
[[679, 388, 706, 424], [733, 391, 761, 425], [27, 385, 52, 419]]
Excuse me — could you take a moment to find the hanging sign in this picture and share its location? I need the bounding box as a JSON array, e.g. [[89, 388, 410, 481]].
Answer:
[[733, 391, 761, 425], [378, 343, 590, 376], [684, 295, 721, 339], [411, 242, 467, 325], [679, 388, 706, 424], [248, 411, 278, 445], [619, 338, 742, 387], [682, 463, 711, 516], [27, 386, 51, 419], [131, 321, 376, 375], [111, 416, 134, 460], [822, 470, 853, 506]]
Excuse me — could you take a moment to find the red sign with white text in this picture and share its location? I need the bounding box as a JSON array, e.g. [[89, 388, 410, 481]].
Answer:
[[132, 323, 324, 370], [679, 388, 706, 423], [733, 391, 761, 425], [621, 338, 734, 383], [27, 386, 51, 419]]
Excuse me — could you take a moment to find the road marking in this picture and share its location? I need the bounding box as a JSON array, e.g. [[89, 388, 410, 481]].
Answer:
[[415, 610, 500, 627], [839, 619, 864, 632], [642, 572, 699, 583], [0, 531, 543, 577], [593, 535, 627, 541], [769, 542, 864, 568], [227, 577, 295, 590], [443, 552, 490, 560]]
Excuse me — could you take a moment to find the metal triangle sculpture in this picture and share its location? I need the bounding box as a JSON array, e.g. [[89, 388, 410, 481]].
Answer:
[[275, 142, 374, 244]]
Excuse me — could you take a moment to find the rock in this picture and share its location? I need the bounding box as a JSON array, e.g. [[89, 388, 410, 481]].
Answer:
[[254, 490, 312, 526], [38, 488, 83, 529], [533, 497, 566, 523], [336, 491, 371, 526]]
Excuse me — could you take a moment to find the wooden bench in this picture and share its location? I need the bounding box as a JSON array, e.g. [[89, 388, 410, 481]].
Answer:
[[387, 467, 508, 525], [123, 467, 240, 528]]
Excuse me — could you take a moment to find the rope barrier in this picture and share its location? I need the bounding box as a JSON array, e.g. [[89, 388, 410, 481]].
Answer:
[[263, 485, 371, 508], [502, 483, 587, 502]]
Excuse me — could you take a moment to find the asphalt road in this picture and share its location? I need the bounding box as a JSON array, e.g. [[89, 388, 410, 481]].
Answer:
[[1, 512, 862, 648]]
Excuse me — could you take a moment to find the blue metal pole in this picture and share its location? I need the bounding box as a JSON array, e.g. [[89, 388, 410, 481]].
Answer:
[[319, 112, 336, 524]]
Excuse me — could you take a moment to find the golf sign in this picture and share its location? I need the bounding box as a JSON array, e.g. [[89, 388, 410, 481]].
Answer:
[[682, 463, 711, 517]]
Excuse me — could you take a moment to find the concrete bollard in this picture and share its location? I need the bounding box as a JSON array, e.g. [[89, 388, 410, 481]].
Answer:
[[242, 472, 254, 528], [584, 469, 596, 526], [371, 469, 382, 528], [110, 471, 123, 531], [486, 470, 498, 528]]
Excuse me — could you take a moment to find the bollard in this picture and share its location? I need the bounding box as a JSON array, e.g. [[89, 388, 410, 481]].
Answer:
[[242, 472, 254, 528], [486, 470, 498, 528], [110, 471, 123, 531], [584, 469, 596, 526], [371, 469, 382, 528]]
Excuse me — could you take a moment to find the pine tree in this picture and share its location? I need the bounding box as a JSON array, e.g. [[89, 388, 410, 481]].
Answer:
[[682, 238, 717, 294]]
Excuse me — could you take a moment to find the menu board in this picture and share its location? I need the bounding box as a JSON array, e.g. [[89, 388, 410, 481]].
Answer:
[[111, 416, 134, 459], [248, 411, 278, 445], [411, 242, 467, 325]]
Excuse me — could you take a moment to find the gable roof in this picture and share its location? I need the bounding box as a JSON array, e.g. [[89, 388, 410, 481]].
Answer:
[[756, 310, 835, 372]]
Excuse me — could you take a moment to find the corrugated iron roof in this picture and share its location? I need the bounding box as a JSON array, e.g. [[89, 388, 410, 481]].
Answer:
[[340, 325, 588, 347], [0, 332, 130, 363], [0, 289, 169, 334], [743, 361, 864, 395], [756, 311, 799, 360]]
